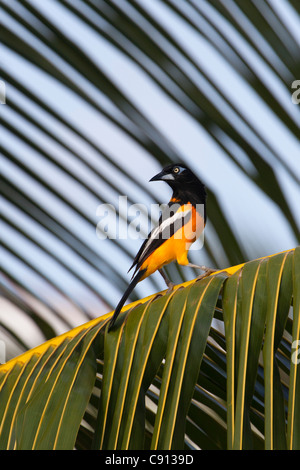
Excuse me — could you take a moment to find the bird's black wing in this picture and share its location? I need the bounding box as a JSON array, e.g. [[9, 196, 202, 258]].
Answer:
[[128, 203, 192, 277]]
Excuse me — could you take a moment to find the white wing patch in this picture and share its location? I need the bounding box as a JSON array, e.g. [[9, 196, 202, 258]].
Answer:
[[139, 207, 192, 260]]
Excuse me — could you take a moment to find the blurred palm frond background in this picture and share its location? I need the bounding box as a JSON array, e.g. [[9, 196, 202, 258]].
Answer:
[[1, 0, 299, 361]]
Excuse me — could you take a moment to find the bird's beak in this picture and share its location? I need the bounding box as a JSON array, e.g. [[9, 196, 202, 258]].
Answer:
[[149, 170, 174, 182]]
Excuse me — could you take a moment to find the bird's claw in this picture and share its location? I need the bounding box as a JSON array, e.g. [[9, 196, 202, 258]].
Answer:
[[196, 267, 217, 281]]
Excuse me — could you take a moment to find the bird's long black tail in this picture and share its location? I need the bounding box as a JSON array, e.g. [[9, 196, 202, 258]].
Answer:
[[107, 269, 146, 332]]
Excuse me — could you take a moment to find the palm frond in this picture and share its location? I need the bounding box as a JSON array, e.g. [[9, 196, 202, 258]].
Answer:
[[0, 250, 299, 450]]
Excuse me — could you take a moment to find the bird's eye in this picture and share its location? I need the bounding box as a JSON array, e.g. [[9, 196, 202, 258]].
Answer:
[[173, 167, 180, 174]]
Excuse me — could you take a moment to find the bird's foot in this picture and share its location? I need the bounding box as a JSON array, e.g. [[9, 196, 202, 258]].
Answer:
[[185, 263, 217, 280], [195, 266, 217, 281], [166, 281, 176, 293]]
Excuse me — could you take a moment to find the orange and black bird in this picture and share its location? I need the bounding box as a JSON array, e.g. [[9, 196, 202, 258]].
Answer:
[[108, 163, 215, 331]]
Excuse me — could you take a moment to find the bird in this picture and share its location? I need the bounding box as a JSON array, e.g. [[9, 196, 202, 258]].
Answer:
[[107, 163, 215, 331]]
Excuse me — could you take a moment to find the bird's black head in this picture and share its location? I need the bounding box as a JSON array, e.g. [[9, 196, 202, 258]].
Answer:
[[150, 163, 196, 184], [149, 163, 206, 205]]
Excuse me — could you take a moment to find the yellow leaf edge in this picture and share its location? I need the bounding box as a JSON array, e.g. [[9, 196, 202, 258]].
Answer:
[[0, 249, 295, 373]]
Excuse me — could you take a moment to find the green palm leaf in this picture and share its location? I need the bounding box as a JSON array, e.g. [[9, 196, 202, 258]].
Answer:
[[0, 250, 299, 450]]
